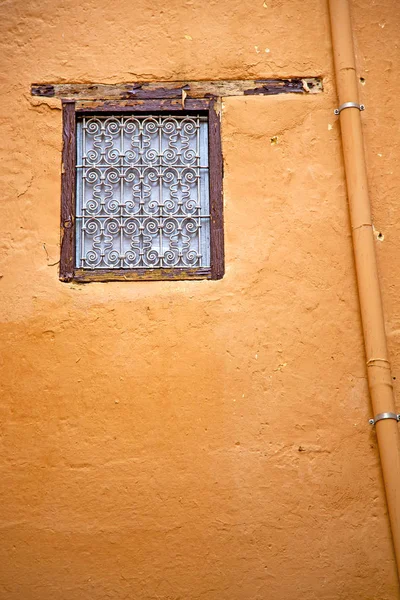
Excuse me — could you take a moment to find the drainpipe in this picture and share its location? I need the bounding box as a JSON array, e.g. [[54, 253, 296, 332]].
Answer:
[[328, 0, 400, 580]]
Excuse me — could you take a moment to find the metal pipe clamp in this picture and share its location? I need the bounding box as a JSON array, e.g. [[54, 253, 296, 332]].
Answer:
[[369, 412, 400, 426], [334, 102, 365, 115]]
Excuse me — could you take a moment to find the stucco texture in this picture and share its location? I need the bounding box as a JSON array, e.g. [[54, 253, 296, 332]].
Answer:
[[1, 0, 400, 598]]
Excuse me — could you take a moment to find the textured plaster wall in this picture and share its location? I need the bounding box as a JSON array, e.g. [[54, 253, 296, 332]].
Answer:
[[1, 0, 400, 598]]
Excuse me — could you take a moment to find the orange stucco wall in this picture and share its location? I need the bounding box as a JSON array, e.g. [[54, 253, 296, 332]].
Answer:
[[1, 1, 400, 598]]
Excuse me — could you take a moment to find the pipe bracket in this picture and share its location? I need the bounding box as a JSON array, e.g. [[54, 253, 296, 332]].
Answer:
[[369, 412, 400, 426], [334, 102, 365, 115]]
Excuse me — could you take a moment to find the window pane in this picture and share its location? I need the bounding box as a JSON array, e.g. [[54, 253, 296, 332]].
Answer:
[[75, 114, 210, 269]]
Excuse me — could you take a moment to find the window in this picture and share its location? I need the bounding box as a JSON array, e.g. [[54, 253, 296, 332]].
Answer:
[[60, 99, 224, 282]]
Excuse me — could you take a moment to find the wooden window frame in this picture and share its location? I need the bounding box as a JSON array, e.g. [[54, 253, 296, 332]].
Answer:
[[60, 98, 224, 283]]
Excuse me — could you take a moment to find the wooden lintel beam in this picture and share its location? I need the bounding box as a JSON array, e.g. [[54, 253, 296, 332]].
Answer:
[[31, 78, 322, 100]]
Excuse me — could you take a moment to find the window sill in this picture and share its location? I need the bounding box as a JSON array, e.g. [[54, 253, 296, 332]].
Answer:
[[67, 267, 213, 283]]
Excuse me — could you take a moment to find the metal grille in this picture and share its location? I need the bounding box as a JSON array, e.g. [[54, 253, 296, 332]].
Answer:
[[76, 114, 210, 269]]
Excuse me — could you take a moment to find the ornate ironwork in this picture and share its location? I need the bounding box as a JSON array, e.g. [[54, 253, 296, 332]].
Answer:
[[76, 114, 210, 269]]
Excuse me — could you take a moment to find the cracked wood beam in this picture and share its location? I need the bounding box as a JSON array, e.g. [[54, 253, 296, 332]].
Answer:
[[31, 78, 322, 100]]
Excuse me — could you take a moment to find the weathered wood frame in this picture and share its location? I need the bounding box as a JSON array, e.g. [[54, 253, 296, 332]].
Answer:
[[60, 98, 224, 282], [32, 77, 322, 101]]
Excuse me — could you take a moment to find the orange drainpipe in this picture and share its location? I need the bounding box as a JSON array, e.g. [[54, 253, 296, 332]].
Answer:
[[328, 0, 400, 581]]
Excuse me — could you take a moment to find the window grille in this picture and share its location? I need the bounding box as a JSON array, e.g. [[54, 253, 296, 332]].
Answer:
[[76, 114, 210, 270], [59, 99, 223, 282]]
